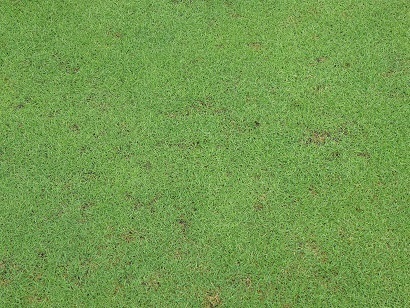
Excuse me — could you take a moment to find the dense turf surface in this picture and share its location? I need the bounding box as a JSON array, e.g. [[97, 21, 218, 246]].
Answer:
[[1, 0, 409, 306]]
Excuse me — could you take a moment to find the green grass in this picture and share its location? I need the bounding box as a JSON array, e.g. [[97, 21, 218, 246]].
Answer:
[[0, 0, 409, 306]]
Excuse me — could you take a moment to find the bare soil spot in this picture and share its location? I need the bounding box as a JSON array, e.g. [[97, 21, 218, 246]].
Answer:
[[69, 124, 80, 132], [309, 186, 318, 196], [133, 194, 161, 213], [67, 67, 80, 74], [245, 276, 252, 288], [30, 272, 43, 282], [357, 152, 370, 159], [314, 84, 328, 93], [176, 140, 201, 150], [205, 292, 222, 307], [177, 216, 188, 234], [254, 202, 264, 211], [107, 30, 124, 39], [168, 98, 226, 119], [82, 170, 99, 181], [316, 57, 327, 63], [383, 70, 395, 78], [27, 295, 47, 304], [331, 151, 341, 159], [141, 276, 160, 291], [143, 161, 152, 171], [113, 282, 123, 295], [306, 131, 331, 145], [283, 15, 299, 27], [174, 249, 184, 260], [248, 42, 262, 51], [122, 230, 137, 243], [254, 193, 267, 211], [80, 202, 94, 211], [300, 240, 328, 264], [198, 100, 213, 108]]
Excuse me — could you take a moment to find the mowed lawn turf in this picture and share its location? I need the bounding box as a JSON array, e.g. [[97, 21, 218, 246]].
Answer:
[[0, 0, 409, 306]]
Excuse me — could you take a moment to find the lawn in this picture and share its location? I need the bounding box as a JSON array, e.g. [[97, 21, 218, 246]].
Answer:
[[0, 0, 409, 306]]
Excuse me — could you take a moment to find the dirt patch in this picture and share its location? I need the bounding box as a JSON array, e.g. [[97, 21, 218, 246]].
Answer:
[[82, 170, 99, 181], [254, 202, 264, 211], [248, 42, 262, 51], [107, 30, 123, 39], [299, 240, 328, 264], [79, 201, 95, 222], [0, 261, 9, 286], [245, 276, 252, 288], [80, 201, 94, 212], [343, 62, 351, 69], [167, 98, 227, 119], [309, 186, 318, 196], [357, 152, 370, 159], [122, 229, 144, 243], [141, 276, 160, 291], [177, 216, 188, 235], [283, 15, 299, 27], [305, 125, 350, 145], [315, 57, 327, 63], [314, 84, 328, 93], [133, 194, 161, 213], [143, 161, 153, 171], [67, 67, 80, 74], [27, 295, 48, 304], [176, 140, 201, 150], [331, 151, 341, 159], [254, 193, 267, 211], [113, 282, 123, 295], [198, 100, 213, 109], [174, 249, 184, 260], [172, 0, 194, 4], [306, 131, 331, 145], [69, 124, 80, 132], [383, 70, 395, 77], [205, 292, 222, 307]]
